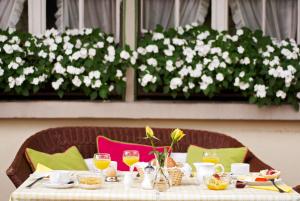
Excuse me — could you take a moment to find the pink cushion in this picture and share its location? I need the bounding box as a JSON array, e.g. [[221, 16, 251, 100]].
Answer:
[[97, 135, 167, 171]]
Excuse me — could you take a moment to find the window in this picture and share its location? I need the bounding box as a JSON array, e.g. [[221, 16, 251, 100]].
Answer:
[[229, 0, 298, 41], [140, 0, 210, 33], [55, 0, 122, 42]]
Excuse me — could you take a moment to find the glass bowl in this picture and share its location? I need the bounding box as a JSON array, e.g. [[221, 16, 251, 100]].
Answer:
[[205, 173, 230, 190], [77, 173, 103, 189]]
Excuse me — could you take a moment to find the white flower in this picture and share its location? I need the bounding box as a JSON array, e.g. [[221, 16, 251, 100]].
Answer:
[[172, 38, 185, 46], [72, 76, 82, 87], [240, 57, 250, 65], [71, 51, 81, 61], [106, 36, 114, 43], [188, 82, 195, 89], [85, 28, 92, 35], [252, 37, 258, 43], [80, 48, 88, 59], [38, 50, 47, 58], [0, 67, 4, 76], [8, 77, 15, 88], [89, 71, 101, 79], [52, 78, 64, 90], [164, 49, 173, 56], [141, 74, 155, 87], [53, 62, 66, 75], [120, 50, 130, 60], [146, 45, 159, 53], [200, 75, 213, 90], [183, 86, 188, 92], [296, 92, 300, 99], [190, 63, 202, 78], [166, 60, 175, 72], [139, 65, 147, 71], [92, 80, 102, 88], [116, 70, 123, 78], [0, 35, 8, 42], [137, 47, 146, 55], [177, 27, 184, 35], [254, 84, 267, 98], [208, 58, 220, 71], [88, 48, 96, 58], [109, 85, 114, 92], [55, 36, 62, 44], [216, 73, 224, 81], [57, 55, 63, 61], [179, 66, 189, 77], [15, 75, 25, 86], [24, 41, 31, 47], [31, 78, 39, 85], [163, 38, 170, 45], [107, 46, 115, 55], [3, 44, 13, 54], [276, 90, 286, 99], [147, 58, 157, 66], [239, 71, 245, 77], [96, 41, 104, 48], [170, 77, 183, 90], [67, 66, 85, 75], [236, 29, 244, 36], [237, 46, 245, 54], [152, 32, 164, 41], [231, 35, 238, 42], [83, 76, 91, 87], [8, 62, 19, 70], [23, 66, 34, 75]]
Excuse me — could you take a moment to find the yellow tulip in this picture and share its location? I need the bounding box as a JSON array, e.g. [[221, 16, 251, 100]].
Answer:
[[145, 126, 154, 138], [171, 128, 185, 142]]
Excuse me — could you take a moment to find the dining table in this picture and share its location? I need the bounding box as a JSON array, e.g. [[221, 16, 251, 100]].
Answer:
[[10, 171, 300, 201]]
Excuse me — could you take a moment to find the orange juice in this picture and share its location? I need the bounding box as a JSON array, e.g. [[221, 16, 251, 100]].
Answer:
[[123, 156, 139, 166], [202, 156, 220, 164], [94, 159, 111, 170]]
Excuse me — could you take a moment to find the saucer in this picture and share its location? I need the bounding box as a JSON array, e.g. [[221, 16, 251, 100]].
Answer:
[[43, 181, 74, 189]]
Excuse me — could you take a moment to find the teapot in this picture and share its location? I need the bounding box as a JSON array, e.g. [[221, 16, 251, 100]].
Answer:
[[193, 162, 224, 184]]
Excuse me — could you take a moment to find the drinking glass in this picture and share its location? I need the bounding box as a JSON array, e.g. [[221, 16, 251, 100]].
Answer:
[[202, 151, 220, 164], [122, 150, 140, 172], [93, 153, 111, 175]]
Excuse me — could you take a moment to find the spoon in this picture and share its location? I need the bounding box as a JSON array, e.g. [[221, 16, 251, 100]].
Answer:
[[26, 176, 46, 188], [270, 179, 286, 193]]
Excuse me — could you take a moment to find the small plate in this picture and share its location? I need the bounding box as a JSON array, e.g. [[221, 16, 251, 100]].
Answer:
[[30, 172, 49, 180], [43, 182, 74, 189], [245, 178, 282, 186], [78, 183, 102, 190]]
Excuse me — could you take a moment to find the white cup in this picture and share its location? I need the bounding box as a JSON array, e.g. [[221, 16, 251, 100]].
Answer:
[[49, 171, 72, 184], [231, 163, 250, 175]]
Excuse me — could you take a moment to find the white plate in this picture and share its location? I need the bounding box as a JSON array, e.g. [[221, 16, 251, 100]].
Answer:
[[43, 182, 74, 189], [245, 178, 282, 186], [77, 183, 102, 190], [30, 172, 49, 180]]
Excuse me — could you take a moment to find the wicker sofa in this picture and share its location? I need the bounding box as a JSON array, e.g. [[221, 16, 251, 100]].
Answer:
[[6, 126, 297, 192]]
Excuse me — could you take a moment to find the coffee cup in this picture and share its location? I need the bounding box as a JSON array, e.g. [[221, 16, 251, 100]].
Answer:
[[231, 163, 250, 175], [49, 171, 72, 184]]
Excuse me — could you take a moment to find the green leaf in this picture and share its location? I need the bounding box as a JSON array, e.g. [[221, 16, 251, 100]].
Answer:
[[90, 91, 98, 100], [99, 88, 108, 99]]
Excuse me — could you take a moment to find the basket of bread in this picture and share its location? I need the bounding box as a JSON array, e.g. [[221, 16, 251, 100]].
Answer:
[[151, 157, 184, 186]]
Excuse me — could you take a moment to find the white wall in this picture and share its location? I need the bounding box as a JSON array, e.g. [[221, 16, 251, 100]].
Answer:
[[1, 119, 300, 201]]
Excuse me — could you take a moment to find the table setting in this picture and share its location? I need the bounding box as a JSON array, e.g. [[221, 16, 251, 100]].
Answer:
[[10, 127, 300, 201]]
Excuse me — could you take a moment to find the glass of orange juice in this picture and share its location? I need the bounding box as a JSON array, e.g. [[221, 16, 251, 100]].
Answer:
[[123, 150, 139, 172], [93, 153, 111, 175], [202, 151, 220, 164]]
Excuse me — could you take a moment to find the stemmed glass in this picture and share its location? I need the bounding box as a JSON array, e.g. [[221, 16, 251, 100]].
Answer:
[[93, 153, 111, 175], [122, 150, 140, 173], [202, 151, 220, 164]]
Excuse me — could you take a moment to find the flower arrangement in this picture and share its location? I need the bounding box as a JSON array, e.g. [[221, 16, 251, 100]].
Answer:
[[133, 24, 300, 110], [0, 28, 134, 99], [145, 126, 185, 168]]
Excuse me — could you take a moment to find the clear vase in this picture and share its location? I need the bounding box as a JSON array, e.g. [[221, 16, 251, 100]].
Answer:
[[153, 166, 171, 192]]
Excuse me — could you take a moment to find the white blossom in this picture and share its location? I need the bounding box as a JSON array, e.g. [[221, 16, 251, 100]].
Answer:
[[147, 58, 157, 66], [146, 45, 159, 53], [254, 84, 267, 98], [141, 74, 156, 87], [216, 73, 224, 81], [237, 46, 245, 54], [120, 50, 130, 60], [72, 76, 82, 87], [53, 62, 66, 75], [106, 36, 114, 43], [296, 92, 300, 99], [109, 85, 114, 92], [23, 66, 35, 75], [170, 77, 183, 90], [0, 67, 4, 76], [139, 65, 147, 71], [3, 44, 13, 54], [8, 77, 15, 88], [137, 47, 147, 55], [83, 76, 91, 87], [276, 90, 286, 99], [89, 71, 101, 79], [236, 29, 244, 36], [91, 80, 102, 88], [96, 41, 104, 48], [152, 32, 164, 41], [52, 78, 64, 90], [88, 48, 96, 58], [116, 70, 123, 78]]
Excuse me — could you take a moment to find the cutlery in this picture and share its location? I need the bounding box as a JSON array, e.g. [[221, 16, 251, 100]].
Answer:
[[26, 176, 46, 188], [270, 179, 286, 193]]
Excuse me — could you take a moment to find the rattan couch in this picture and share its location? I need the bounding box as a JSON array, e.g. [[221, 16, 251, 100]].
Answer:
[[6, 126, 298, 193]]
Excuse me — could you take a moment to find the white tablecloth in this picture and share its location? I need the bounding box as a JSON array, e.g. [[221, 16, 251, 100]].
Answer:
[[10, 172, 300, 201]]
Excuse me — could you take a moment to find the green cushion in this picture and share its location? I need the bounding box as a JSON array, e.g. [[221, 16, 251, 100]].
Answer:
[[186, 145, 248, 172], [25, 146, 88, 171]]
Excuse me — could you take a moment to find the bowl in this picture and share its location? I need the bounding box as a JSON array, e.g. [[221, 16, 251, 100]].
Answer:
[[205, 173, 230, 190], [77, 173, 103, 189]]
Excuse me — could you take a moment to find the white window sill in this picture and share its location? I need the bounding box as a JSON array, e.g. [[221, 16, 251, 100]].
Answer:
[[0, 101, 299, 120]]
